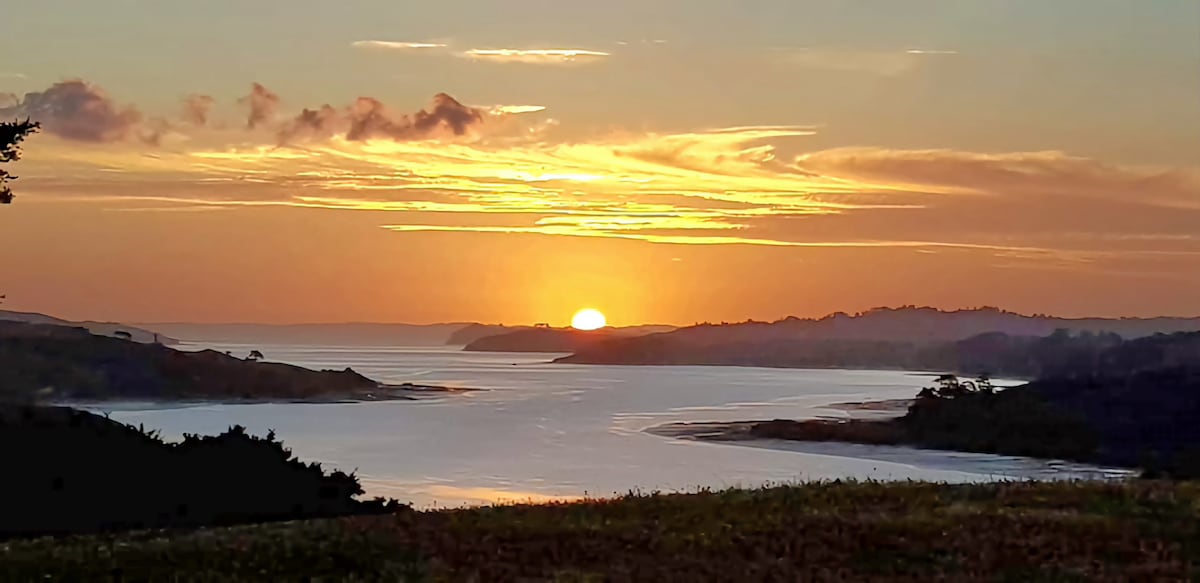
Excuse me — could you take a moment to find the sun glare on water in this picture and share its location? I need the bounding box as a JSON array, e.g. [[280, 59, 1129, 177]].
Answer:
[[571, 309, 608, 331]]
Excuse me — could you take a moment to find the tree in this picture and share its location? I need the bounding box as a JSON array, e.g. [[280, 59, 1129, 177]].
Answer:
[[247, 350, 264, 362], [1, 119, 40, 204]]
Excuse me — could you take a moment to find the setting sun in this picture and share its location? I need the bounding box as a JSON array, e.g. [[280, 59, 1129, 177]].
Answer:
[[570, 309, 607, 331]]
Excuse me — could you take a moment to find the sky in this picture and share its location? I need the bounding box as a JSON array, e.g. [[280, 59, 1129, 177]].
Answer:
[[1, 0, 1199, 326]]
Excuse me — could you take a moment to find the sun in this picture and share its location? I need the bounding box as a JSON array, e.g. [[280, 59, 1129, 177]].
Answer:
[[570, 308, 608, 331]]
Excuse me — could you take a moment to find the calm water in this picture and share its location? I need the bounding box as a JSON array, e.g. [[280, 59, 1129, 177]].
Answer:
[[101, 344, 1131, 508]]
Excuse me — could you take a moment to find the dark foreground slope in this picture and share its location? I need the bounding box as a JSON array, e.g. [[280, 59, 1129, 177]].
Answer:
[[0, 405, 400, 538], [3, 481, 1197, 581], [0, 321, 384, 402]]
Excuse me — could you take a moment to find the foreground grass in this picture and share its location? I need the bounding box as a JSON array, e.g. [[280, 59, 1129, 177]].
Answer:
[[3, 481, 1198, 581]]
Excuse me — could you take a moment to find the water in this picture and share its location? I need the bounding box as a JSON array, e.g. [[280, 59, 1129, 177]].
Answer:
[[99, 344, 1132, 508]]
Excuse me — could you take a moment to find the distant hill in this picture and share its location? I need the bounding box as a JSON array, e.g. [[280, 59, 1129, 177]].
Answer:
[[0, 321, 386, 402], [447, 324, 522, 346], [462, 324, 679, 353], [559, 307, 1200, 367], [139, 322, 470, 346], [0, 309, 176, 345]]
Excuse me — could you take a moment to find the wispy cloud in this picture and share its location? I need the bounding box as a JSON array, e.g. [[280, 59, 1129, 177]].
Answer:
[[12, 80, 1200, 269], [782, 48, 956, 76], [352, 40, 448, 50], [350, 41, 612, 65], [459, 48, 610, 65], [21, 118, 1200, 264], [905, 49, 958, 55], [489, 105, 547, 115], [0, 72, 27, 80]]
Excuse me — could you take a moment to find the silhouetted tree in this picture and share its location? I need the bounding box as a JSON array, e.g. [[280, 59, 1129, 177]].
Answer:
[[247, 349, 264, 362], [1, 119, 40, 204]]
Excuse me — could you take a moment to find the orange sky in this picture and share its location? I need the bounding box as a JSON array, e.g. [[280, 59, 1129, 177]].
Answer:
[[2, 1, 1199, 325]]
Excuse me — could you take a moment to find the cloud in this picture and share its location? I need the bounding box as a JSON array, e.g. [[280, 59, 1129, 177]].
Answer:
[[0, 73, 26, 80], [905, 49, 958, 55], [278, 104, 341, 143], [459, 48, 610, 65], [794, 148, 1200, 208], [352, 40, 448, 50], [15, 91, 1200, 269], [348, 41, 613, 65], [138, 117, 177, 147], [345, 93, 485, 141], [782, 48, 954, 76], [182, 94, 216, 126], [488, 105, 547, 115], [345, 94, 484, 142], [238, 82, 280, 129], [0, 80, 141, 142]]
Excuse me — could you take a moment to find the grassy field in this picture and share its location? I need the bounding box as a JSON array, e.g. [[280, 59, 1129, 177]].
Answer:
[[3, 480, 1198, 581]]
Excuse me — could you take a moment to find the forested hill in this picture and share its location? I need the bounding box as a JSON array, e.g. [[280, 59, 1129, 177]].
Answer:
[[558, 328, 1200, 379], [558, 307, 1200, 368], [0, 309, 175, 344], [0, 321, 381, 402]]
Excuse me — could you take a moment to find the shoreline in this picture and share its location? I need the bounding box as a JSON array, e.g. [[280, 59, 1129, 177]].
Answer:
[[49, 382, 481, 410], [643, 397, 1139, 480], [645, 419, 1136, 480]]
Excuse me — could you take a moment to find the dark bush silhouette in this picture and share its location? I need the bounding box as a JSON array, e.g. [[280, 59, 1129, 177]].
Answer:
[[0, 404, 404, 538]]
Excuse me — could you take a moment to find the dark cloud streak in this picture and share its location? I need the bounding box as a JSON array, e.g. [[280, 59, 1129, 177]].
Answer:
[[283, 93, 487, 144], [238, 83, 280, 129], [182, 94, 216, 126], [0, 80, 141, 142]]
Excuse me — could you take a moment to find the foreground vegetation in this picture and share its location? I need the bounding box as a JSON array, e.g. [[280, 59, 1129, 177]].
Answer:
[[0, 405, 401, 538], [2, 481, 1197, 581]]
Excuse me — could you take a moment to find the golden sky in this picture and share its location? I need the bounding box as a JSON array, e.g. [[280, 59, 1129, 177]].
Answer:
[[2, 1, 1199, 325]]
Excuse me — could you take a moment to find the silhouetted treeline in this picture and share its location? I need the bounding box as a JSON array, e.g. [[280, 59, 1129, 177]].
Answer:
[[560, 328, 1200, 379], [0, 405, 403, 538], [0, 321, 380, 402], [901, 367, 1200, 477], [559, 306, 1200, 369]]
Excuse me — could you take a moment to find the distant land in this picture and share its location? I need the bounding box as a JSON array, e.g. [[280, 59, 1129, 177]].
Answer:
[[558, 306, 1200, 368], [0, 309, 176, 345], [450, 324, 675, 347], [463, 325, 678, 353], [465, 328, 612, 353], [137, 322, 474, 347]]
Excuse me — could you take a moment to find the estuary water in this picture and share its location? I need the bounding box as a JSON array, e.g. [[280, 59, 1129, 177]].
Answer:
[[101, 344, 1131, 508]]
